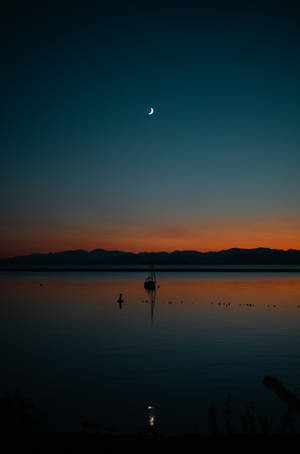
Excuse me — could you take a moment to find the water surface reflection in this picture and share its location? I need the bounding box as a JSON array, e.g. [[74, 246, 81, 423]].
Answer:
[[1, 272, 300, 434]]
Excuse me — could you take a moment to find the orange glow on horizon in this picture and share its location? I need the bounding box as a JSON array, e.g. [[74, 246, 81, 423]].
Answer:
[[1, 217, 300, 257]]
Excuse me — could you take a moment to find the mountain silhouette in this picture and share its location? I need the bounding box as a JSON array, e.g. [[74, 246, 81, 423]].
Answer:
[[1, 247, 300, 266]]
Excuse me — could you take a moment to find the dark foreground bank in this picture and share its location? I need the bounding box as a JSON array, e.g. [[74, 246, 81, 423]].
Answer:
[[5, 432, 300, 453]]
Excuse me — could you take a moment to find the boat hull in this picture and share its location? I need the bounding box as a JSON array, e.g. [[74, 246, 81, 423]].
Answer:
[[144, 281, 156, 290]]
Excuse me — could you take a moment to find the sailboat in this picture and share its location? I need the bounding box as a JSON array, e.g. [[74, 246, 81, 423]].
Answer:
[[144, 265, 156, 290]]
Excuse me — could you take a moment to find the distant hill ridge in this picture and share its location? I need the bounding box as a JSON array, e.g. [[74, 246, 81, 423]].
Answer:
[[1, 247, 300, 265]]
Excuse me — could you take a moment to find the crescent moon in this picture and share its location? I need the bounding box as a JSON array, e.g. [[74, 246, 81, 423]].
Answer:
[[148, 107, 154, 115]]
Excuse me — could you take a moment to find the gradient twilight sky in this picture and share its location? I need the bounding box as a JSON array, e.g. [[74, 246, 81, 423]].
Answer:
[[1, 2, 300, 257]]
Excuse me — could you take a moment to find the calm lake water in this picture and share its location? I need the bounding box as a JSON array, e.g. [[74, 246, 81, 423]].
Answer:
[[1, 271, 300, 435]]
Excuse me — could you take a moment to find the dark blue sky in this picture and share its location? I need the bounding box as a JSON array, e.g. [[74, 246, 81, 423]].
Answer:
[[1, 2, 300, 256]]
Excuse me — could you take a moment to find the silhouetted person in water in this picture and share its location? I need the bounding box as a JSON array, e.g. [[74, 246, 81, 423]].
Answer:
[[117, 293, 124, 309]]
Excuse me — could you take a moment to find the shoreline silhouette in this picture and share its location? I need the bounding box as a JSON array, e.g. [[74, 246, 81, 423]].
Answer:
[[2, 248, 300, 269]]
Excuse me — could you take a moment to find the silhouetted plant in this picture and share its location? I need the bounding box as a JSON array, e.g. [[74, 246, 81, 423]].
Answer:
[[223, 393, 234, 436], [0, 388, 41, 434], [207, 394, 300, 438], [240, 400, 259, 435], [207, 404, 221, 437], [279, 410, 296, 435], [258, 413, 273, 436]]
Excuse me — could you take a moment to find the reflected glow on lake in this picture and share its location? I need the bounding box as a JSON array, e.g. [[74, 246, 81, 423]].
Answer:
[[1, 272, 300, 434]]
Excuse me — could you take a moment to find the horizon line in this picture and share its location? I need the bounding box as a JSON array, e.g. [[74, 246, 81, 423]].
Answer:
[[2, 246, 300, 260]]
